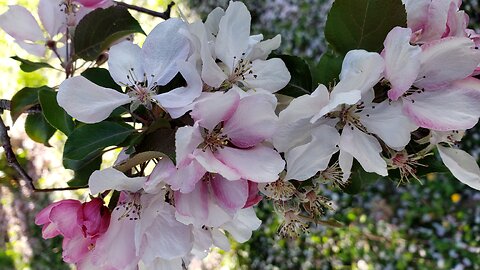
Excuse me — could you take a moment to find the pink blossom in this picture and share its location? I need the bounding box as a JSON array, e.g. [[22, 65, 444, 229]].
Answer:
[[35, 198, 110, 264]]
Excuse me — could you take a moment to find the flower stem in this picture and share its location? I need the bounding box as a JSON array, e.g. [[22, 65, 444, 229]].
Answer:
[[114, 1, 175, 20]]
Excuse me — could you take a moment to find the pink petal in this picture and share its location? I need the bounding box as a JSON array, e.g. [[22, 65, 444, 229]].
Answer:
[[49, 200, 82, 239], [174, 181, 209, 223], [62, 236, 93, 264], [215, 145, 285, 183], [194, 149, 241, 181], [416, 37, 480, 90], [244, 181, 262, 208], [191, 90, 240, 131], [175, 124, 203, 165], [166, 159, 206, 193], [210, 175, 248, 212], [383, 27, 422, 100], [223, 93, 278, 148], [403, 78, 480, 131]]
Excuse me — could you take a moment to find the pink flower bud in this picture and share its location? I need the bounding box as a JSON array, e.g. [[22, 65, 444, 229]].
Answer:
[[77, 198, 111, 239]]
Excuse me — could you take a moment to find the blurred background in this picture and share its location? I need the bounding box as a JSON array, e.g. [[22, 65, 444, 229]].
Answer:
[[0, 0, 480, 269]]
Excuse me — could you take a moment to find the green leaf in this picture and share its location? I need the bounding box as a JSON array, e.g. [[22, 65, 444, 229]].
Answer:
[[74, 6, 144, 61], [325, 0, 407, 55], [38, 89, 75, 136], [10, 86, 50, 122], [312, 50, 344, 88], [25, 113, 56, 146], [81, 68, 121, 91], [136, 128, 176, 161], [275, 54, 313, 97], [342, 162, 381, 194], [11, 56, 54, 73], [67, 154, 102, 187], [64, 121, 135, 160]]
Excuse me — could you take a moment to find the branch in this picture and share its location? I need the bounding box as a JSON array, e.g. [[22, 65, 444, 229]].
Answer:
[[0, 114, 88, 192], [0, 99, 41, 113], [114, 1, 175, 20]]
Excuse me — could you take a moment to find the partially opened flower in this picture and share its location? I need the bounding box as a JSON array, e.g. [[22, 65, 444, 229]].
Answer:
[[57, 18, 202, 123]]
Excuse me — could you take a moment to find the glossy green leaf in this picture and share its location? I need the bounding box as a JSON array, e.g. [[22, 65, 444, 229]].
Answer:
[[64, 121, 134, 160], [325, 0, 407, 54], [11, 56, 54, 73], [38, 89, 75, 136], [66, 154, 102, 187], [81, 68, 121, 91], [342, 162, 381, 194], [10, 86, 50, 122], [74, 6, 144, 61], [25, 113, 56, 146], [312, 50, 344, 88], [136, 128, 176, 161], [275, 54, 313, 97]]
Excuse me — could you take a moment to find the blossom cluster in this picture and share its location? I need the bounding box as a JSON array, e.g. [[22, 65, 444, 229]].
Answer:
[[2, 0, 480, 269]]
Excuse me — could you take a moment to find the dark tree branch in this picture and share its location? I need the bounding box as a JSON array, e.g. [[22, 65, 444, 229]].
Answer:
[[0, 113, 88, 192], [0, 99, 41, 113], [114, 1, 175, 20]]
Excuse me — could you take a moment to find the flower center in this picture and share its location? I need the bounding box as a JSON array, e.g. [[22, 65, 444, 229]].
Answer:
[[201, 126, 229, 152]]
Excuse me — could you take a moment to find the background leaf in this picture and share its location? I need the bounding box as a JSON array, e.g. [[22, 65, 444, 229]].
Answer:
[[275, 54, 313, 97], [312, 50, 344, 88], [25, 113, 56, 146], [325, 0, 407, 55], [10, 86, 50, 122], [38, 89, 75, 136], [74, 6, 144, 61], [81, 68, 122, 91], [11, 56, 54, 73], [63, 121, 134, 160]]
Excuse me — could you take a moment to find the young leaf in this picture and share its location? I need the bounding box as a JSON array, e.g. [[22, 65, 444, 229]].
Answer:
[[38, 89, 75, 136], [25, 113, 56, 146], [275, 54, 313, 97], [74, 6, 144, 61], [11, 56, 54, 73], [81, 68, 122, 91], [10, 86, 50, 122], [325, 0, 407, 55], [63, 121, 135, 160]]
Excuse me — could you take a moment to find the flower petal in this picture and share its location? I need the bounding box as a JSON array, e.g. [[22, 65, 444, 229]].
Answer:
[[154, 61, 202, 116], [144, 157, 176, 194], [215, 145, 285, 183], [49, 200, 82, 238], [360, 100, 417, 149], [194, 149, 241, 181], [383, 27, 422, 100], [174, 182, 209, 224], [89, 168, 147, 194], [339, 126, 387, 176], [108, 41, 145, 86], [215, 1, 251, 72], [416, 37, 480, 89], [0, 5, 44, 42], [175, 124, 203, 165], [223, 93, 278, 148], [57, 76, 132, 123], [248, 34, 281, 60], [142, 18, 190, 85], [221, 207, 261, 243], [438, 145, 480, 190], [191, 89, 240, 131], [284, 125, 340, 181], [242, 58, 291, 93], [403, 78, 480, 131], [38, 0, 65, 38], [167, 159, 206, 193], [210, 175, 248, 212]]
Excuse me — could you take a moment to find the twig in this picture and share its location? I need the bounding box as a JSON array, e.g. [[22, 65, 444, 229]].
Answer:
[[114, 1, 174, 20], [0, 99, 41, 113], [0, 114, 87, 192]]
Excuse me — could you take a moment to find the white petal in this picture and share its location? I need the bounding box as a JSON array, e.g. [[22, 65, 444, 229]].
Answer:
[[403, 78, 480, 131], [38, 0, 65, 37], [215, 145, 285, 183], [194, 149, 241, 181], [311, 90, 362, 123], [248, 34, 281, 60], [89, 168, 147, 194], [221, 207, 261, 243], [285, 125, 340, 181], [360, 100, 417, 149], [339, 126, 387, 176], [382, 27, 422, 100], [15, 39, 46, 57], [57, 76, 132, 123], [242, 58, 291, 93], [404, 0, 430, 33], [273, 118, 318, 153], [416, 37, 480, 89], [175, 124, 203, 165], [154, 61, 202, 115], [0, 5, 44, 42], [204, 7, 225, 41], [108, 41, 144, 86], [142, 18, 190, 85], [138, 258, 183, 270], [332, 50, 385, 96], [339, 150, 354, 182], [438, 145, 480, 190], [144, 157, 176, 194], [278, 85, 330, 124], [215, 1, 251, 72]]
